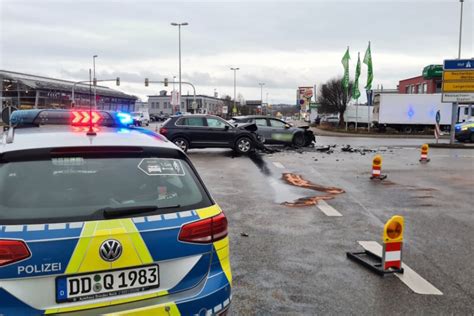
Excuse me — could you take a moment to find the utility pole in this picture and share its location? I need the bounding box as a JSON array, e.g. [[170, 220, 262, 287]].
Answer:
[[231, 67, 239, 115], [171, 22, 188, 113], [93, 55, 98, 108], [450, 0, 464, 144], [259, 83, 265, 115]]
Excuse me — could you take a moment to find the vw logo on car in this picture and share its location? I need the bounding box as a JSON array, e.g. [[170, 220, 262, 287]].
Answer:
[[99, 239, 123, 262]]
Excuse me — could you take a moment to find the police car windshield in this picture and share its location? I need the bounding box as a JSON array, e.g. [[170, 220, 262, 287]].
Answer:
[[0, 156, 210, 223]]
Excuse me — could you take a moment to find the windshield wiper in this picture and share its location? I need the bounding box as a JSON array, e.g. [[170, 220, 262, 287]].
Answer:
[[100, 204, 181, 219]]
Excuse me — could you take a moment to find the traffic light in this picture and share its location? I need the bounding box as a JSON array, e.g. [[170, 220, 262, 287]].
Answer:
[[116, 77, 120, 86], [93, 78, 97, 86], [164, 78, 168, 87], [145, 78, 149, 87]]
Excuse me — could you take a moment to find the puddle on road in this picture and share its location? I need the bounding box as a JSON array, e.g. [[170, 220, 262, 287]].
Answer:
[[280, 173, 345, 207], [248, 152, 271, 176], [247, 152, 346, 207]]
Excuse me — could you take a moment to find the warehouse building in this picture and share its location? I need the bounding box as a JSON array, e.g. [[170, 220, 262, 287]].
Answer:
[[0, 70, 137, 112]]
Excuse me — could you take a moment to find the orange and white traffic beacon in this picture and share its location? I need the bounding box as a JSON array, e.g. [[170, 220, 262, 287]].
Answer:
[[419, 144, 430, 163], [370, 155, 387, 180], [346, 215, 404, 276], [382, 215, 404, 272]]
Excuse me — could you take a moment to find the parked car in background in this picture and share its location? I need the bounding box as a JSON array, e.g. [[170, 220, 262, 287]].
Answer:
[[320, 115, 340, 124], [229, 115, 315, 147], [455, 117, 474, 142], [159, 114, 261, 154], [131, 111, 150, 126]]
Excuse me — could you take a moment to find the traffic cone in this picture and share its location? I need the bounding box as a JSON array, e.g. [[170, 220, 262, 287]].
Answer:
[[419, 144, 430, 163], [370, 155, 387, 180]]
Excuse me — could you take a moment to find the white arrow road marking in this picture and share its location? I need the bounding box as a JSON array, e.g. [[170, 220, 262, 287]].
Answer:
[[272, 162, 285, 169], [317, 200, 342, 217], [358, 241, 443, 295]]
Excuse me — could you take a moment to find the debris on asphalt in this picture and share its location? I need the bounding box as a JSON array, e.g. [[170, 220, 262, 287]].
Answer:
[[282, 173, 345, 194], [240, 232, 249, 237], [282, 195, 334, 207], [279, 173, 345, 207]]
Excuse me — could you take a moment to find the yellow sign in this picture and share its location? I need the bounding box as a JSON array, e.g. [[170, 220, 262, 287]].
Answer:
[[443, 71, 474, 81], [442, 81, 474, 92], [383, 215, 404, 243], [373, 155, 382, 167]]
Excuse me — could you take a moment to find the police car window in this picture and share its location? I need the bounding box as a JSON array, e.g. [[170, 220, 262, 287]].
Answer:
[[255, 118, 268, 127], [0, 157, 210, 222]]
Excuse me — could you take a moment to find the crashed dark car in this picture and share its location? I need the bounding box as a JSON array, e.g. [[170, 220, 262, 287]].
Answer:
[[230, 115, 315, 147], [159, 114, 262, 154]]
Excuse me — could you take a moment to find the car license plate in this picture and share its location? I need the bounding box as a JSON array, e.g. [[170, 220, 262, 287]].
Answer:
[[56, 264, 159, 303]]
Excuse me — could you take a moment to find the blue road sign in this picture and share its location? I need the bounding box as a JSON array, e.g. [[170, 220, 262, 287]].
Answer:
[[443, 59, 474, 70], [436, 110, 441, 124]]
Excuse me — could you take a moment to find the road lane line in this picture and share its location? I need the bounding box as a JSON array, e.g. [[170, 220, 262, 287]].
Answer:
[[358, 241, 443, 295], [317, 200, 342, 217], [273, 162, 285, 169]]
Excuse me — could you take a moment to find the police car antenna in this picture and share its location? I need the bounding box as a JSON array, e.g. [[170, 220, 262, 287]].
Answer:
[[87, 68, 97, 136]]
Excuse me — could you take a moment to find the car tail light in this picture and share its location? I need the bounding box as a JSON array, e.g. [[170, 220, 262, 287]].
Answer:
[[71, 111, 103, 126], [159, 127, 168, 135], [0, 240, 31, 266], [179, 212, 228, 244]]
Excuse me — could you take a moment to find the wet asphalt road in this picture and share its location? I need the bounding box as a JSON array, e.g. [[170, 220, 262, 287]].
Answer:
[[184, 136, 474, 315]]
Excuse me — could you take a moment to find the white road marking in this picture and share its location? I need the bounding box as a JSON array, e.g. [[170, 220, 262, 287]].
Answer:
[[272, 161, 285, 169], [358, 241, 443, 295], [317, 200, 342, 217]]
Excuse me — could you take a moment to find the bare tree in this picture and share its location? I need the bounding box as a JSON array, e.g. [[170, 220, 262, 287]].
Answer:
[[317, 77, 353, 126]]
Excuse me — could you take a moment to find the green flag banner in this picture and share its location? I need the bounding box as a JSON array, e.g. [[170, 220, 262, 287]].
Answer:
[[363, 42, 373, 90], [353, 52, 361, 100], [341, 47, 351, 95]]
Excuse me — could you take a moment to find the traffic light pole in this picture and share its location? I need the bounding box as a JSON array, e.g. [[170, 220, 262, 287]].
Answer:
[[72, 78, 120, 108], [145, 79, 197, 113]]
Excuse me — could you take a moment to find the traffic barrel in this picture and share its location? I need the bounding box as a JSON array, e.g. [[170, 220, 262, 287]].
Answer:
[[419, 144, 430, 163], [382, 215, 404, 271], [370, 155, 386, 180]]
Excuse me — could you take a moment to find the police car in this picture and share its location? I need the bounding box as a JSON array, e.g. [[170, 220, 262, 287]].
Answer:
[[0, 110, 231, 315], [455, 117, 474, 142]]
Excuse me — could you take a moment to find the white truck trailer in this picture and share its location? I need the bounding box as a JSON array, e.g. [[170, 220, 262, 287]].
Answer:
[[372, 93, 455, 133]]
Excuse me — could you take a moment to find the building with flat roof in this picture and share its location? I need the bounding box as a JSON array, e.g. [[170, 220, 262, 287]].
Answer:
[[1, 70, 137, 112], [148, 91, 224, 115]]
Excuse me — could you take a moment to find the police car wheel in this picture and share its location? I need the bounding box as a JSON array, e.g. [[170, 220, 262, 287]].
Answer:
[[173, 137, 189, 152]]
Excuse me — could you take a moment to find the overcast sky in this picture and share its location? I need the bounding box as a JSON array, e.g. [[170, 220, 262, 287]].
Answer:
[[0, 0, 472, 104]]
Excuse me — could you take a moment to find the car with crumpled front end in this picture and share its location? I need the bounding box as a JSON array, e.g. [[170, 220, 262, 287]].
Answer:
[[229, 115, 315, 147]]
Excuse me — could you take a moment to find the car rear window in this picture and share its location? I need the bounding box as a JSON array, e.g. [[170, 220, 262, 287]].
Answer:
[[0, 154, 212, 223]]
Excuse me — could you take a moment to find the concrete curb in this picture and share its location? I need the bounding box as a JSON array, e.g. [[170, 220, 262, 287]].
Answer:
[[311, 127, 450, 139], [428, 143, 474, 149]]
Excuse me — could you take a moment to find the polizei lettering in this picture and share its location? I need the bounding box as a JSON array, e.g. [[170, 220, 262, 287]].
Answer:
[[17, 262, 62, 275]]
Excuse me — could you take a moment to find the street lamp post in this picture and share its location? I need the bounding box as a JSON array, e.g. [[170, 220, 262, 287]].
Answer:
[[230, 67, 239, 115], [171, 22, 188, 113], [93, 55, 98, 108], [259, 83, 265, 115], [450, 0, 465, 144]]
